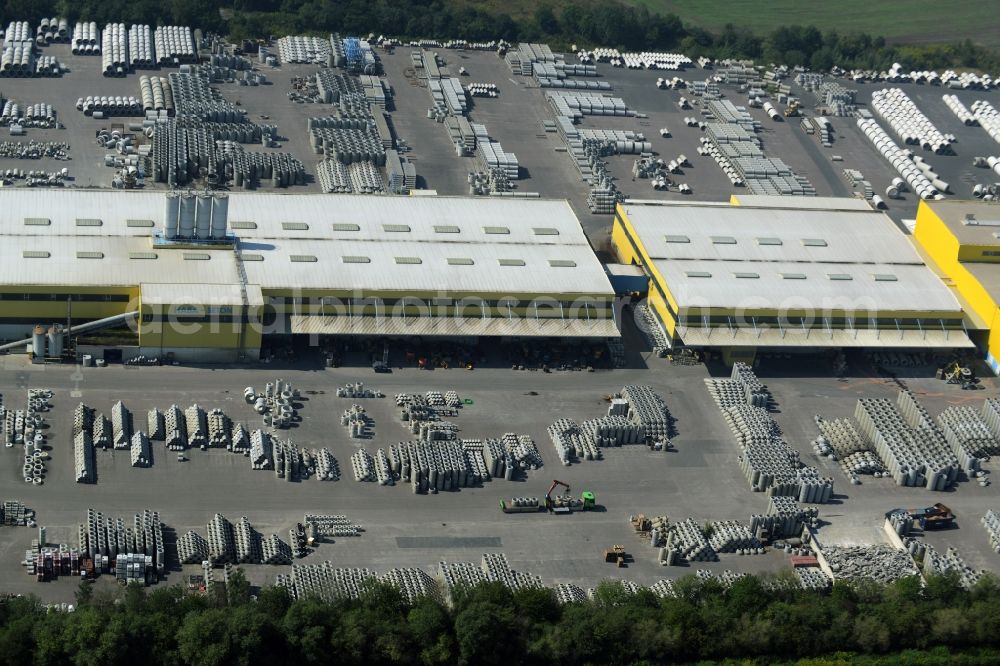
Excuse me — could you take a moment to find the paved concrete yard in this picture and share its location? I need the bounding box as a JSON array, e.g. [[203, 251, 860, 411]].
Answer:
[[0, 353, 998, 602]]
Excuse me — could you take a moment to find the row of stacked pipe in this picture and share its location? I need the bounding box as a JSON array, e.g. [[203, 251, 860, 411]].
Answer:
[[705, 363, 834, 502]]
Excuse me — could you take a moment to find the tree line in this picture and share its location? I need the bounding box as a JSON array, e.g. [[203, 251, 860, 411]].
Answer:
[[0, 0, 994, 73], [3, 570, 1000, 665]]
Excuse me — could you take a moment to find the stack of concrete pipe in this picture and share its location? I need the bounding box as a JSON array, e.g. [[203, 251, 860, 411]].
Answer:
[[797, 568, 831, 590], [110, 400, 131, 449], [937, 405, 998, 473], [317, 159, 352, 193], [982, 510, 1000, 554], [71, 22, 99, 54], [261, 534, 292, 565], [309, 449, 340, 481], [233, 516, 261, 563], [277, 563, 376, 601], [346, 160, 385, 193], [140, 408, 162, 442], [78, 95, 143, 117], [35, 18, 68, 45], [707, 520, 763, 554], [920, 544, 982, 588], [92, 413, 112, 449], [101, 23, 127, 76], [229, 425, 249, 454], [854, 394, 959, 489], [972, 100, 1000, 145], [177, 530, 208, 564], [127, 24, 154, 68], [662, 518, 717, 564], [621, 384, 671, 442], [871, 88, 953, 152], [154, 26, 195, 64], [206, 513, 236, 565], [249, 429, 272, 469], [184, 404, 207, 448], [379, 568, 437, 603], [5, 21, 31, 42], [305, 514, 361, 539], [72, 421, 94, 481], [857, 118, 943, 199], [164, 404, 186, 450], [130, 431, 151, 467], [548, 418, 598, 463], [336, 382, 383, 399], [342, 404, 370, 439], [0, 42, 33, 77], [942, 94, 977, 125], [351, 448, 375, 481], [139, 76, 174, 112], [275, 35, 330, 64]]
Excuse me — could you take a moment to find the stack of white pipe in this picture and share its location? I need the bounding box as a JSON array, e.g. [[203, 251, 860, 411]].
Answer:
[[101, 23, 127, 76], [5, 21, 31, 44], [871, 88, 953, 153], [154, 26, 194, 64], [857, 118, 942, 200], [942, 94, 977, 125], [127, 24, 154, 68], [972, 100, 1000, 144], [71, 22, 99, 55]]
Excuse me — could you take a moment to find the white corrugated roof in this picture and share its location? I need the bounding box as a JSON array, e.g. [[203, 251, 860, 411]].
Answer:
[[0, 190, 613, 298], [656, 260, 961, 313], [623, 201, 961, 315], [624, 204, 919, 265]]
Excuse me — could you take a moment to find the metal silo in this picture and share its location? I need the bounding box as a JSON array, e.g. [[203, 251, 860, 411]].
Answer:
[[178, 192, 196, 237], [31, 325, 45, 357], [195, 192, 212, 239], [46, 324, 63, 358], [164, 191, 180, 238], [210, 193, 228, 239]]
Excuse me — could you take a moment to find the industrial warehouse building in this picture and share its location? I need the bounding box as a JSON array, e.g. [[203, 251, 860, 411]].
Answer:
[[0, 190, 617, 362], [914, 200, 1000, 373], [612, 197, 973, 364]]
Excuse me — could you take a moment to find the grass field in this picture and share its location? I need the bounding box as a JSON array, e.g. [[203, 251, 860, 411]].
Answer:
[[629, 0, 996, 44]]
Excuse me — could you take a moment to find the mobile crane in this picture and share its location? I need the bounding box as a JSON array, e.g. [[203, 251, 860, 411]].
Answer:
[[545, 479, 595, 514], [499, 480, 596, 514]]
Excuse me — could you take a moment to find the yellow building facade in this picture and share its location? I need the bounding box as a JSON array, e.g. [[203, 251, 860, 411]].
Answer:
[[914, 200, 1000, 373]]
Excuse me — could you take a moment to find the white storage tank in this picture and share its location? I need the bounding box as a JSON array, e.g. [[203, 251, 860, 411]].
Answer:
[[178, 192, 196, 237], [31, 325, 44, 357], [164, 191, 180, 238], [46, 324, 63, 358], [195, 192, 212, 239], [210, 193, 228, 239]]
